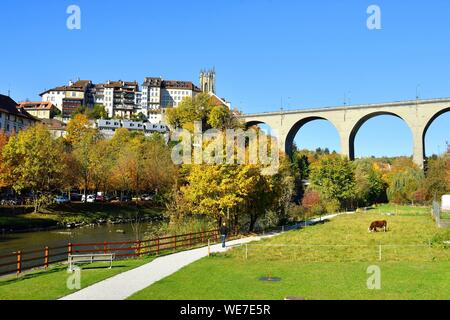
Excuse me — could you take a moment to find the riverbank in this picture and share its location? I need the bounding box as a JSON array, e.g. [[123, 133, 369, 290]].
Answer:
[[0, 202, 164, 233]]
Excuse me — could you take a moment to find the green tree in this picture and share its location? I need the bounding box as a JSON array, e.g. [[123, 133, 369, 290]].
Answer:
[[354, 159, 387, 206], [309, 155, 356, 209], [424, 155, 449, 200], [208, 105, 242, 130], [270, 156, 296, 225], [88, 104, 109, 119], [166, 93, 241, 131], [387, 167, 424, 204]]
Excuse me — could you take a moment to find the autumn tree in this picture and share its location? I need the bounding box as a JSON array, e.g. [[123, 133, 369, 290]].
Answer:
[[208, 105, 243, 130], [0, 131, 9, 188], [1, 125, 66, 212], [68, 115, 99, 200], [89, 139, 114, 193], [65, 113, 95, 146]]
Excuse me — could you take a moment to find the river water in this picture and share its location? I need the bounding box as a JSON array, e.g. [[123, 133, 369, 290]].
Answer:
[[0, 222, 159, 257]]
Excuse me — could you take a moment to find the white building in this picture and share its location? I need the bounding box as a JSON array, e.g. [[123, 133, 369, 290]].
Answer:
[[40, 80, 94, 119], [96, 119, 169, 142], [0, 95, 37, 135], [147, 112, 163, 124], [141, 77, 202, 114], [93, 81, 139, 119]]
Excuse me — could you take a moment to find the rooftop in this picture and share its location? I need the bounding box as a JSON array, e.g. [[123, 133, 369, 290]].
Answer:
[[39, 80, 93, 96], [0, 95, 37, 120], [18, 101, 56, 110], [142, 77, 201, 92]]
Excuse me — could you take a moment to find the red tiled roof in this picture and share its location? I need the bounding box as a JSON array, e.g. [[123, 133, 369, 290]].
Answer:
[[18, 101, 56, 110]]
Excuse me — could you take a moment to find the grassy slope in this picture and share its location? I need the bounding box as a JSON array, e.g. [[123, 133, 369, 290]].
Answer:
[[0, 203, 163, 231], [0, 256, 154, 300], [130, 204, 450, 300]]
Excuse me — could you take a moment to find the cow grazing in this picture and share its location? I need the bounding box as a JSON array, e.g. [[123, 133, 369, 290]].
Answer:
[[368, 220, 387, 232]]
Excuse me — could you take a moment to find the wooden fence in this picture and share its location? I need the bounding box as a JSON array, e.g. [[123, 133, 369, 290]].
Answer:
[[0, 229, 221, 277]]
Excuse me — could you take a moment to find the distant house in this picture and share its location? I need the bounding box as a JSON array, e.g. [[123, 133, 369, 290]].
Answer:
[[39, 80, 94, 119], [96, 119, 169, 142], [442, 195, 450, 212], [40, 118, 67, 138], [18, 101, 59, 119], [0, 94, 37, 135]]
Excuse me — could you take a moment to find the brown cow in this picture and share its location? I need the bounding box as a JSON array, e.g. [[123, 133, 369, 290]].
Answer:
[[368, 220, 387, 232]]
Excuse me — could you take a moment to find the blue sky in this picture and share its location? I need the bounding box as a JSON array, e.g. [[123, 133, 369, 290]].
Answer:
[[0, 0, 448, 157]]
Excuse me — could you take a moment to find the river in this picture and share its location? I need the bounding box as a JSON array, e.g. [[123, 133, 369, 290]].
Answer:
[[0, 221, 161, 257]]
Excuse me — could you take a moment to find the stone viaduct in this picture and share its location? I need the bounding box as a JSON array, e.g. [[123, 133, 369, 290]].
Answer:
[[241, 98, 450, 168]]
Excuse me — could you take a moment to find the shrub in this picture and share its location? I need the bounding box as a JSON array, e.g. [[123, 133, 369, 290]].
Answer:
[[323, 198, 341, 214], [302, 190, 321, 210]]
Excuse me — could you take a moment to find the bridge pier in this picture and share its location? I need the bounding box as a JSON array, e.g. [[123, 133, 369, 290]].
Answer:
[[412, 126, 425, 168]]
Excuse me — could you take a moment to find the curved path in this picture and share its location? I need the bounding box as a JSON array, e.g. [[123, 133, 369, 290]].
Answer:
[[60, 214, 339, 300]]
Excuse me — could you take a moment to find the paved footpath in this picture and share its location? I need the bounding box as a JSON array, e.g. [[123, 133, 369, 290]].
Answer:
[[60, 214, 340, 300]]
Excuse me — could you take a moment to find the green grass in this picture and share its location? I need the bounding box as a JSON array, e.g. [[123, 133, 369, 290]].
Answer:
[[129, 206, 450, 300], [0, 256, 154, 300], [130, 260, 450, 300], [0, 202, 164, 232], [371, 203, 431, 216]]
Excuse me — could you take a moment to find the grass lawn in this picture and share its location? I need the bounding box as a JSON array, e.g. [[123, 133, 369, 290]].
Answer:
[[130, 205, 450, 300], [371, 203, 431, 216], [0, 256, 154, 300], [0, 202, 164, 232]]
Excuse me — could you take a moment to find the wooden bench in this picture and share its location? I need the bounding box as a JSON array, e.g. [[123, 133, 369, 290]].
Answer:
[[68, 253, 115, 271]]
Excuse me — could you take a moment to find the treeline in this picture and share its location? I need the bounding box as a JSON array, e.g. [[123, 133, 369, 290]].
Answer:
[[1, 93, 448, 232], [0, 114, 175, 213], [293, 148, 450, 218]]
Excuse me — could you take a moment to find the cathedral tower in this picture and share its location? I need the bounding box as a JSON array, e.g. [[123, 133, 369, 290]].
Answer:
[[199, 68, 216, 94]]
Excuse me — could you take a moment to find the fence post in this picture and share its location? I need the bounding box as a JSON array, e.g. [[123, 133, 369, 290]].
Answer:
[[208, 239, 211, 257], [174, 235, 177, 251], [378, 245, 382, 261], [16, 251, 21, 275], [201, 230, 204, 243], [189, 234, 192, 247], [104, 241, 108, 254], [136, 240, 141, 257], [68, 243, 72, 256], [245, 244, 248, 260], [156, 239, 159, 256], [44, 246, 49, 269]]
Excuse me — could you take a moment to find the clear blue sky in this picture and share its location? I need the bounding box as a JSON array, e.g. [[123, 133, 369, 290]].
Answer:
[[0, 0, 448, 157]]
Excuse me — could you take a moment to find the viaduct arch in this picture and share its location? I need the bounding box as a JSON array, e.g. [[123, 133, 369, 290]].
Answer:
[[242, 98, 450, 168]]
